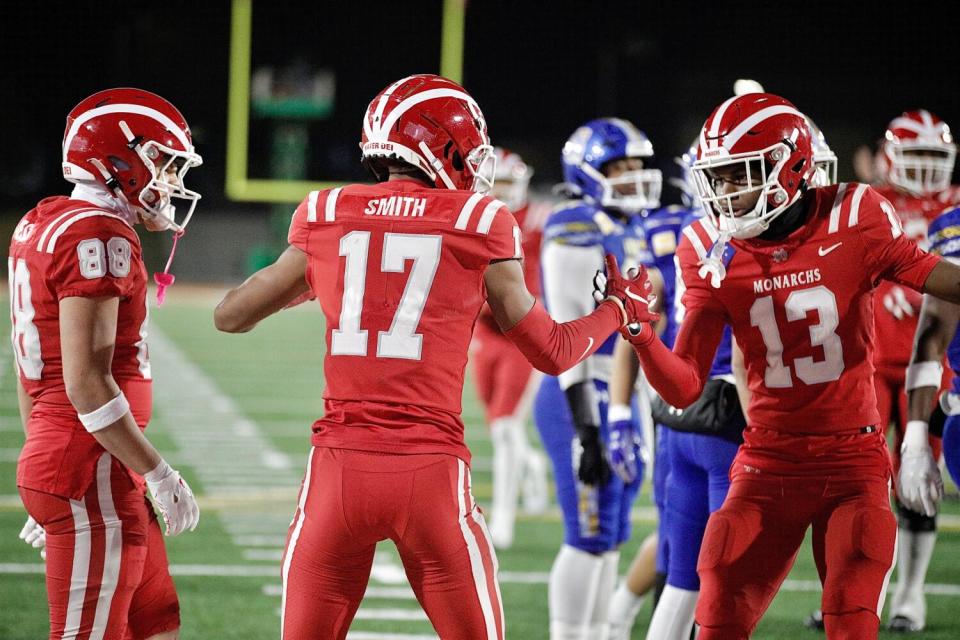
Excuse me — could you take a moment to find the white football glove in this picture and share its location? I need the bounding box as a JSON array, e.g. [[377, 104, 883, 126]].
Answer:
[[897, 421, 943, 517], [144, 459, 200, 536], [19, 515, 46, 558]]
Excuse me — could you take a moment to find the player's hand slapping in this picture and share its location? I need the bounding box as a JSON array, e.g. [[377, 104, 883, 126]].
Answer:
[[897, 421, 944, 517], [145, 460, 201, 535], [593, 254, 660, 343], [607, 405, 642, 483]]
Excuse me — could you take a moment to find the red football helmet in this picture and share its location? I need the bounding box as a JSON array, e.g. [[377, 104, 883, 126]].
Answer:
[[692, 93, 814, 239], [360, 74, 495, 193], [62, 88, 203, 232], [882, 109, 956, 196]]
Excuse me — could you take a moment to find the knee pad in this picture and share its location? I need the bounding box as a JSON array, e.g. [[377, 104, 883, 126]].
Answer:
[[895, 501, 937, 533], [696, 509, 760, 572], [853, 506, 897, 565]]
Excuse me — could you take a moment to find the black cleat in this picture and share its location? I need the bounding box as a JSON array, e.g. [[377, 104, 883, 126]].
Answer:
[[804, 609, 825, 631]]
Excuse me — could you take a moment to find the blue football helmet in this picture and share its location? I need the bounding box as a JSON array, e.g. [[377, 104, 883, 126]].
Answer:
[[561, 118, 662, 212]]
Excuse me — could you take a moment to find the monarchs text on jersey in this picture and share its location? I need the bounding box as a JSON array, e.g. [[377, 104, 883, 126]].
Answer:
[[9, 195, 151, 499], [677, 183, 940, 433], [288, 180, 522, 462]]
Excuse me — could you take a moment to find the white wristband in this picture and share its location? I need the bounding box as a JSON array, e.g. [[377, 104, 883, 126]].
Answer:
[[77, 393, 130, 433], [905, 361, 943, 391], [608, 403, 632, 423]]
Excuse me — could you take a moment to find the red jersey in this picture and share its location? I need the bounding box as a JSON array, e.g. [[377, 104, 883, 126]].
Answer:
[[873, 184, 960, 367], [9, 196, 152, 499], [475, 200, 547, 336], [677, 183, 939, 434], [288, 179, 522, 462]]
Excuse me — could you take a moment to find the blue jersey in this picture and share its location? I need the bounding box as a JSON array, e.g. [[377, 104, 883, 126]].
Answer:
[[541, 200, 650, 375], [637, 206, 689, 347], [928, 205, 960, 384], [677, 211, 733, 378]]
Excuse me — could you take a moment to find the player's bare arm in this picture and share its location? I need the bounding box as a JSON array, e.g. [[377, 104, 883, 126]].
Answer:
[[61, 295, 199, 535], [215, 245, 311, 333], [60, 295, 163, 474], [921, 258, 960, 303], [907, 293, 960, 421], [483, 258, 538, 329]]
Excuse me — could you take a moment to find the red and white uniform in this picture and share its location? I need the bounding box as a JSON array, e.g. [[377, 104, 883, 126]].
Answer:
[[10, 194, 178, 640], [472, 201, 547, 423], [872, 184, 960, 467], [673, 184, 940, 637], [281, 179, 520, 640]]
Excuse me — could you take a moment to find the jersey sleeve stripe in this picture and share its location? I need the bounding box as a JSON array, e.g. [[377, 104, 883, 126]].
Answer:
[[36, 208, 100, 251], [880, 200, 903, 238], [476, 199, 506, 235], [306, 190, 320, 222], [455, 192, 486, 230], [828, 183, 850, 234], [846, 183, 869, 227], [325, 187, 342, 222], [682, 224, 708, 261], [45, 211, 130, 253]]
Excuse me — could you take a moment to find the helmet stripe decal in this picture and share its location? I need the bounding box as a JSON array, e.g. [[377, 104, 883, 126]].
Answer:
[[63, 104, 192, 160], [722, 106, 806, 150], [367, 76, 412, 140], [705, 96, 739, 150], [889, 117, 935, 134], [373, 89, 480, 140], [920, 109, 933, 128]]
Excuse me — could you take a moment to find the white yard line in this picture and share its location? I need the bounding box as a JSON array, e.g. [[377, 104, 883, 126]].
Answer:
[[147, 326, 303, 549]]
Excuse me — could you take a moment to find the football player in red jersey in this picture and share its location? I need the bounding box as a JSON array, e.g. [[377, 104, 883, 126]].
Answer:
[[471, 147, 550, 549], [10, 88, 202, 640], [214, 74, 643, 640], [608, 93, 960, 639], [869, 109, 959, 632]]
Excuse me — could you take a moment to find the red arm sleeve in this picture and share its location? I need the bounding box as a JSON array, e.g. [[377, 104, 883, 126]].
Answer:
[[504, 301, 621, 376], [627, 229, 727, 407], [630, 304, 727, 408]]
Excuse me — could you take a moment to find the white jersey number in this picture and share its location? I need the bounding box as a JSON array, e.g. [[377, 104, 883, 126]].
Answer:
[[331, 232, 442, 360], [8, 258, 44, 379], [77, 237, 131, 279], [749, 285, 844, 388]]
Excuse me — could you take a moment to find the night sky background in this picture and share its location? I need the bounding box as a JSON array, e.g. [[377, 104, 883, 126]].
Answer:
[[1, 0, 958, 214]]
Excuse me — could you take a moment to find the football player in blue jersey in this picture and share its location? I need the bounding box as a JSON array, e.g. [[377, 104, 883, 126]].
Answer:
[[534, 117, 661, 640], [606, 138, 745, 640], [896, 203, 960, 632]]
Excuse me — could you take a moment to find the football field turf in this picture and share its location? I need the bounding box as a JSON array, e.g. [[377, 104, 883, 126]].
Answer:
[[1, 288, 959, 639]]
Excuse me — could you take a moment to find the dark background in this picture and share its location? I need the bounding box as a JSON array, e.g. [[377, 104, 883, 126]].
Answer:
[[2, 0, 958, 214]]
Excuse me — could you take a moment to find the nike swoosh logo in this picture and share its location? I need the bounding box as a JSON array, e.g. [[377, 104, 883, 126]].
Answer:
[[579, 337, 595, 362], [818, 242, 842, 256]]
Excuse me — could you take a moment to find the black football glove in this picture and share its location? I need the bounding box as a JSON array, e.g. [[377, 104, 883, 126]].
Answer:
[[574, 424, 612, 486]]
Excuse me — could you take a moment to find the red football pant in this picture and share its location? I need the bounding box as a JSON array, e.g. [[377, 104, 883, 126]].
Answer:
[[280, 447, 503, 640], [19, 453, 179, 640], [472, 330, 538, 423], [696, 472, 897, 639], [874, 363, 943, 476]]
